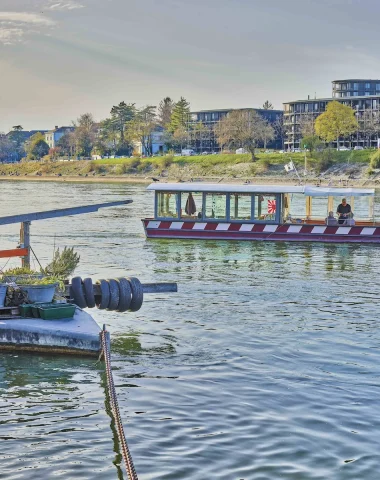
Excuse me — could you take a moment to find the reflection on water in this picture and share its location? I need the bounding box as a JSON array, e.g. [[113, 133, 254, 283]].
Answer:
[[1, 182, 380, 479]]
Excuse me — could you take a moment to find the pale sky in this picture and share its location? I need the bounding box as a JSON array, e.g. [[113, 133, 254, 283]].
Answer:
[[0, 0, 379, 132]]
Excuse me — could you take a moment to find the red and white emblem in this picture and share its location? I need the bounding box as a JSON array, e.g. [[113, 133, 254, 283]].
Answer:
[[267, 199, 276, 214]]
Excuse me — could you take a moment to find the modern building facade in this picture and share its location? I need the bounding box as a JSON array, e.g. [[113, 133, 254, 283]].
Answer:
[[188, 107, 283, 152], [284, 79, 380, 150]]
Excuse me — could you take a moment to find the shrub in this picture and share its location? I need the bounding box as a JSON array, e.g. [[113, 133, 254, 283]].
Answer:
[[370, 150, 380, 169]]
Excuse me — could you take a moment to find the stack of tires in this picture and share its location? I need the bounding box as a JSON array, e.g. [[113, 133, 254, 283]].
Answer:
[[70, 277, 143, 312]]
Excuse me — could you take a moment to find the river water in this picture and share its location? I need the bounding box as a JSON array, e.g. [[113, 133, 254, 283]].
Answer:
[[0, 181, 380, 479]]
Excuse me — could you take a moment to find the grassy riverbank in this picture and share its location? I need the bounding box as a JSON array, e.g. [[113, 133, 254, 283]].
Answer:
[[0, 149, 379, 185]]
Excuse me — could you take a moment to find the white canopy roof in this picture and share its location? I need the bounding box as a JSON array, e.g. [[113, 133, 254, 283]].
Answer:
[[147, 183, 375, 197], [304, 186, 375, 197], [147, 183, 305, 194]]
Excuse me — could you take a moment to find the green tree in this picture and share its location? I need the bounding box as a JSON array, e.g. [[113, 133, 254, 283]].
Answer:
[[126, 105, 157, 156], [300, 135, 323, 155], [110, 101, 136, 144], [25, 132, 49, 160], [315, 101, 358, 145], [168, 97, 190, 133], [74, 113, 96, 157], [214, 110, 274, 160], [157, 97, 174, 128]]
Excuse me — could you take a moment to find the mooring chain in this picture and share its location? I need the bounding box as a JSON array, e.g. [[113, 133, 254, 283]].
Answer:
[[100, 328, 139, 480]]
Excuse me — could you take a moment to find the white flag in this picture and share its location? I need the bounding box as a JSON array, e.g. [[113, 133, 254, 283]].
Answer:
[[284, 161, 295, 172]]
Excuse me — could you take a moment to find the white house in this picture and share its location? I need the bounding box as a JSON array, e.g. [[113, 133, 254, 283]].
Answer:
[[134, 126, 166, 156], [45, 126, 75, 149]]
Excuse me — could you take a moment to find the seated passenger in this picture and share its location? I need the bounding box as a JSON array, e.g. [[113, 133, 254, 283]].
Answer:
[[344, 212, 355, 226], [325, 211, 338, 225]]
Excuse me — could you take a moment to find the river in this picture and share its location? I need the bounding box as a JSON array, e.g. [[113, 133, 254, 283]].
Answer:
[[0, 181, 380, 479]]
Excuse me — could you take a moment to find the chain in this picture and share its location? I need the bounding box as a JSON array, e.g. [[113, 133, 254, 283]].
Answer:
[[100, 327, 139, 480]]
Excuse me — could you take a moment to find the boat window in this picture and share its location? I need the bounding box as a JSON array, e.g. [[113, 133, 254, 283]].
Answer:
[[180, 192, 203, 219], [230, 194, 251, 220], [254, 194, 277, 221], [157, 192, 178, 218], [204, 193, 227, 219]]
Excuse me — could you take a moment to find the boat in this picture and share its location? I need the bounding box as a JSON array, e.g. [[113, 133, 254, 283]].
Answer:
[[142, 183, 380, 243]]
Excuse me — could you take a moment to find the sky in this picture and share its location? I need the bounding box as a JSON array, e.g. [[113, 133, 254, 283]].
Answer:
[[1, 0, 380, 132]]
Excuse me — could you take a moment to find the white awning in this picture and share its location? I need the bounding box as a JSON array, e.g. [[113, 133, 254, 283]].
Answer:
[[147, 183, 305, 194], [304, 186, 375, 197]]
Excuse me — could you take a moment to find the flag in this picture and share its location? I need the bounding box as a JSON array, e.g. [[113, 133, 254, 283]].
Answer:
[[267, 199, 276, 214], [284, 161, 295, 172]]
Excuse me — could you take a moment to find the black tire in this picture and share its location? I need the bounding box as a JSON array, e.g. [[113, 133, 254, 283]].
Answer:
[[116, 277, 132, 312], [71, 276, 87, 309], [107, 279, 120, 311], [126, 277, 144, 311], [83, 277, 95, 308], [95, 279, 110, 310]]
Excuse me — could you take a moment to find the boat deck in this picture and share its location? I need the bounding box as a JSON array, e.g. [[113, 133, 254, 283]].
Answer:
[[0, 308, 101, 356]]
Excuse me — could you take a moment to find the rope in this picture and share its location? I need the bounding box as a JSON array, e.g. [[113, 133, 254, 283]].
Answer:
[[100, 326, 139, 480]]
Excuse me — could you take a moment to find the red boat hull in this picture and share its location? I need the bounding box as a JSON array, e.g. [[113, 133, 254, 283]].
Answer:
[[142, 220, 380, 244]]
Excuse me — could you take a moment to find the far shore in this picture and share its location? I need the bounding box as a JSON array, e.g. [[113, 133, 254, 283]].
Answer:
[[0, 173, 378, 187]]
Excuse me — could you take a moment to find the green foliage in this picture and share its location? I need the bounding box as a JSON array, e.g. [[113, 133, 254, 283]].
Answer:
[[370, 150, 380, 168], [310, 148, 338, 173], [1, 267, 36, 276], [16, 276, 60, 286], [301, 135, 323, 155], [26, 132, 49, 160], [43, 247, 80, 279], [168, 97, 190, 133]]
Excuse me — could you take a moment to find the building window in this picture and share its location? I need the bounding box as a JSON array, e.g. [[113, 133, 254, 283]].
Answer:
[[314, 103, 319, 111], [204, 193, 226, 219], [365, 83, 371, 89], [341, 84, 346, 90], [346, 92, 351, 97], [230, 194, 251, 220], [353, 92, 359, 96], [376, 84, 380, 91], [157, 192, 178, 218], [354, 83, 359, 89], [365, 92, 371, 96]]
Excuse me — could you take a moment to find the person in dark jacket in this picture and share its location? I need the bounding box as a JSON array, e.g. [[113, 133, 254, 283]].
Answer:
[[336, 198, 351, 224]]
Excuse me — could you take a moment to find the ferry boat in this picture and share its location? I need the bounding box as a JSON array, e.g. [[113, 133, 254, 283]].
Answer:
[[142, 183, 380, 244]]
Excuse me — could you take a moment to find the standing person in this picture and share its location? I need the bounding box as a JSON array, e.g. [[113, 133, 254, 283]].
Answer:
[[336, 198, 351, 224]]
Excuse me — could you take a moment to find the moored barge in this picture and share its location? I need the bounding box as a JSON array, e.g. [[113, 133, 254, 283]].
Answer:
[[142, 183, 380, 244]]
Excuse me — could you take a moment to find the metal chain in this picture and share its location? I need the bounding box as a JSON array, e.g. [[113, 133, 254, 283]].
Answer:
[[100, 327, 139, 480]]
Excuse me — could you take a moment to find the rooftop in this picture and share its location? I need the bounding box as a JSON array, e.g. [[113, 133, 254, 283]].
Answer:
[[147, 183, 375, 197], [191, 107, 283, 114], [284, 94, 380, 105]]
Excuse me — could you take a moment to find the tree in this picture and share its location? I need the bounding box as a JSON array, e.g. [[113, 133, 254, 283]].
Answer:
[[260, 120, 275, 148], [110, 101, 136, 144], [172, 126, 189, 152], [299, 113, 322, 155], [299, 113, 316, 138], [315, 101, 358, 145], [126, 105, 157, 156], [57, 132, 76, 158], [73, 113, 96, 157], [214, 109, 274, 160], [300, 135, 323, 155], [262, 100, 274, 110], [168, 97, 190, 133], [0, 134, 14, 162], [157, 97, 174, 128], [273, 115, 286, 150], [191, 121, 208, 152], [25, 132, 49, 160]]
